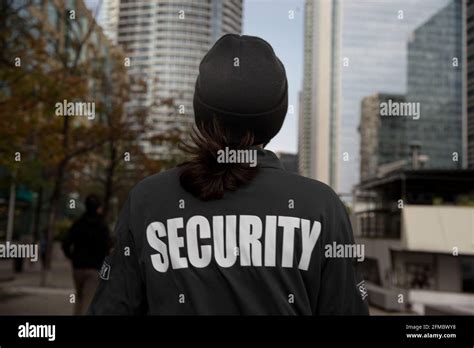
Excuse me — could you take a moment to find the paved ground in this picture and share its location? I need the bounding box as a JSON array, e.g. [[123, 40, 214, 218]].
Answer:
[[0, 244, 75, 315], [369, 306, 406, 316]]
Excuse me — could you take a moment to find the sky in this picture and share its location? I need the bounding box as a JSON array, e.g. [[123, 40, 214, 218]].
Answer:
[[84, 0, 303, 155], [242, 0, 304, 154]]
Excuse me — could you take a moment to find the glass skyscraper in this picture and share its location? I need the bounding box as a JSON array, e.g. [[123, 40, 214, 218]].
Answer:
[[338, 0, 450, 196], [406, 0, 463, 169], [466, 0, 474, 168]]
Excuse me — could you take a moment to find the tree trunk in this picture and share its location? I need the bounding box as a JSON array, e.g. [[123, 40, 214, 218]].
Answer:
[[6, 172, 17, 242], [32, 186, 43, 244], [41, 117, 69, 287], [40, 161, 66, 286]]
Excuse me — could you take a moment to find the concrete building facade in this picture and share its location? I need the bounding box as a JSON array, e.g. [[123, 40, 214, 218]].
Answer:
[[299, 0, 340, 190]]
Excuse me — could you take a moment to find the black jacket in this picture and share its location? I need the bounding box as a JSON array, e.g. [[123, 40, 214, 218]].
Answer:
[[88, 149, 369, 315], [62, 212, 111, 270]]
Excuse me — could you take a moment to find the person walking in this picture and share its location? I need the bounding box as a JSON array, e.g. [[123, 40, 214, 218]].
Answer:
[[88, 34, 369, 315], [62, 194, 111, 315]]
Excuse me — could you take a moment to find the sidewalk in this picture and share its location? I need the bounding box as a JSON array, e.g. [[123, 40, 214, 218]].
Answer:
[[0, 243, 75, 315]]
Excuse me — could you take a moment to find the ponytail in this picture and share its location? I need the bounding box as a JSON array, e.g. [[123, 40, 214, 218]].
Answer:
[[179, 117, 259, 201]]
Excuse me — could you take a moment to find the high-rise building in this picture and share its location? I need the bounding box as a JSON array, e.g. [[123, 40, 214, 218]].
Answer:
[[299, 0, 341, 190], [300, 0, 449, 196], [359, 93, 407, 181], [102, 0, 120, 45], [467, 0, 474, 168], [337, 0, 450, 196], [106, 0, 243, 157], [406, 0, 463, 169]]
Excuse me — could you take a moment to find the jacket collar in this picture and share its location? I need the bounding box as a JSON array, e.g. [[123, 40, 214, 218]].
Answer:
[[256, 148, 284, 170]]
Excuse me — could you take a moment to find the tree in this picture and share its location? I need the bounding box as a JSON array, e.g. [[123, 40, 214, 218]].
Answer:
[[0, 0, 110, 284], [69, 50, 186, 224], [39, 1, 111, 284], [0, 1, 187, 285]]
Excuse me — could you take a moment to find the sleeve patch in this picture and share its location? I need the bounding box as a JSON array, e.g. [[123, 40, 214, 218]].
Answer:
[[99, 261, 111, 280], [356, 280, 368, 301]]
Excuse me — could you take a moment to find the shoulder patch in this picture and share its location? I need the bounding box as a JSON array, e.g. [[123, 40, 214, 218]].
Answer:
[[99, 261, 111, 280], [356, 280, 368, 301]]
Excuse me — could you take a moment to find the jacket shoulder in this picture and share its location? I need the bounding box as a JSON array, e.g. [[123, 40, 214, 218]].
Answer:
[[272, 170, 340, 200], [129, 167, 181, 199]]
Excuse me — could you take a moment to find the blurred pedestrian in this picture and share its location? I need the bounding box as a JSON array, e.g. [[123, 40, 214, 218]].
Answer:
[[62, 194, 111, 315]]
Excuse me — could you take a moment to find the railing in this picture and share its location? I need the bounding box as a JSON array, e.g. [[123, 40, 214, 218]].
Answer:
[[354, 209, 401, 238]]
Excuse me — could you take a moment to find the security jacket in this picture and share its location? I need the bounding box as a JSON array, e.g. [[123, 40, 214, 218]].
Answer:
[[88, 149, 369, 315]]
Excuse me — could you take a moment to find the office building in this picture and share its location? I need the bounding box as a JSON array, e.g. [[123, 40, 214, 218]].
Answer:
[[359, 93, 408, 181], [299, 0, 341, 189], [406, 0, 463, 169], [106, 0, 243, 157], [337, 0, 450, 196], [353, 167, 474, 314], [466, 0, 474, 168], [102, 0, 120, 45]]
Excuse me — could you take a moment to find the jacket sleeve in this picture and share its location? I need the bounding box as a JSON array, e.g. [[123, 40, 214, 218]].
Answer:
[[101, 219, 113, 257], [316, 198, 369, 315], [87, 194, 147, 315]]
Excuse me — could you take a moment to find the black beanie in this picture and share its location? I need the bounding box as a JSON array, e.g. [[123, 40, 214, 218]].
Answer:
[[193, 34, 288, 145]]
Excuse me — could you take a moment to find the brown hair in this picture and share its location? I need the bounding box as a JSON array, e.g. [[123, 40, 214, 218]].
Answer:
[[179, 117, 259, 201]]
